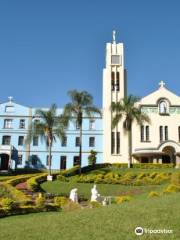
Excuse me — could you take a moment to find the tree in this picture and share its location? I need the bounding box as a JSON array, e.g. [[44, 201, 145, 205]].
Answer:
[[26, 104, 68, 178], [111, 95, 150, 168], [64, 90, 101, 169], [88, 150, 97, 166]]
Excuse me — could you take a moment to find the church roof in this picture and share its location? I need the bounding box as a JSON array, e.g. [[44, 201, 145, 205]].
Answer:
[[138, 81, 180, 106]]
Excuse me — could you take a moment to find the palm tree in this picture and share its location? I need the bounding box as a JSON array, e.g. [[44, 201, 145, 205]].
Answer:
[[111, 95, 150, 168], [64, 90, 101, 169], [26, 104, 68, 178]]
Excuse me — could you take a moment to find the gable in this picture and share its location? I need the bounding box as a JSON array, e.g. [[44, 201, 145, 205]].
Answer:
[[0, 101, 31, 116], [138, 84, 180, 106]]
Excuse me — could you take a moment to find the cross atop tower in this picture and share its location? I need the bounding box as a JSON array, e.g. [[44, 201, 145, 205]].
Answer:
[[112, 30, 116, 44], [159, 80, 165, 88], [8, 96, 13, 102]]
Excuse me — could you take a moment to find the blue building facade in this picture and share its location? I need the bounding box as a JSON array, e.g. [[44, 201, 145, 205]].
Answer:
[[0, 98, 103, 171]]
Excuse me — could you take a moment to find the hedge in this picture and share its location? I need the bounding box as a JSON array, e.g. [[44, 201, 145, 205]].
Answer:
[[81, 163, 174, 171], [1, 175, 36, 204], [26, 173, 48, 191], [59, 165, 81, 177], [0, 204, 59, 218], [27, 172, 61, 191]]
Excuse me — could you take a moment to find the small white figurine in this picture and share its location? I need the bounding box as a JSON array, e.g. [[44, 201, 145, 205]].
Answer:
[[91, 184, 100, 202], [102, 197, 107, 206], [69, 188, 78, 203], [159, 101, 167, 114]]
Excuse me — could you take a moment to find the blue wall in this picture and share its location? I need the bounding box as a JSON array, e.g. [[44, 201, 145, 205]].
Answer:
[[0, 100, 103, 170]]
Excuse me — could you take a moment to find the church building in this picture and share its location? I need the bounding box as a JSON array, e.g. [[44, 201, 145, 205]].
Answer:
[[103, 31, 180, 167], [0, 32, 180, 171]]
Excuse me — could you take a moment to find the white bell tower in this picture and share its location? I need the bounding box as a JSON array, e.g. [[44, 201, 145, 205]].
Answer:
[[103, 31, 128, 163]]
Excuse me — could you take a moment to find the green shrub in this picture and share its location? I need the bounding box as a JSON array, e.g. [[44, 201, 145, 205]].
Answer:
[[81, 163, 111, 173], [54, 196, 69, 208], [90, 201, 102, 208], [133, 163, 173, 169], [148, 191, 160, 197], [2, 182, 31, 204], [163, 184, 180, 194], [56, 175, 68, 182], [154, 173, 170, 183], [136, 172, 147, 179], [115, 196, 131, 204], [94, 174, 104, 183], [5, 174, 35, 186], [123, 172, 137, 179], [35, 193, 46, 208], [111, 163, 128, 168], [104, 172, 115, 179], [171, 172, 180, 186], [0, 198, 14, 211], [119, 173, 136, 185], [0, 174, 39, 205], [62, 201, 80, 211], [26, 173, 47, 191], [59, 165, 81, 177], [149, 172, 158, 179], [88, 150, 97, 166], [90, 170, 106, 175]]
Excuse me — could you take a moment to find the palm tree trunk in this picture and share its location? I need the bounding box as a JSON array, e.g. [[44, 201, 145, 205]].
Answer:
[[79, 125, 82, 173], [127, 129, 132, 168], [48, 140, 52, 176]]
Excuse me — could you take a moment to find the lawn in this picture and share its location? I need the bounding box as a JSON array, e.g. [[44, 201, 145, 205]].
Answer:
[[0, 192, 179, 240], [41, 180, 165, 199]]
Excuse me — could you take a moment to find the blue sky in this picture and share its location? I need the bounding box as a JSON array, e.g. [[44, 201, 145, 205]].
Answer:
[[0, 0, 180, 107]]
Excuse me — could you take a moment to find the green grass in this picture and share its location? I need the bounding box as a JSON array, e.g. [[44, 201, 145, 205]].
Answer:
[[0, 193, 180, 240], [41, 180, 166, 199]]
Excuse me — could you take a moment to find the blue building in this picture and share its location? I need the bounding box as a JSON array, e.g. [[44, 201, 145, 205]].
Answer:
[[0, 97, 103, 171]]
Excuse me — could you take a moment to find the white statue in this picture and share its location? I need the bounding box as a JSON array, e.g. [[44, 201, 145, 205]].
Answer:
[[69, 188, 78, 203], [112, 30, 116, 44], [102, 197, 107, 206], [159, 101, 167, 114], [91, 184, 100, 202]]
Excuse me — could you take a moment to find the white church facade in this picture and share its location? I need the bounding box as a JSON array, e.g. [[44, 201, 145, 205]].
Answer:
[[103, 32, 180, 167]]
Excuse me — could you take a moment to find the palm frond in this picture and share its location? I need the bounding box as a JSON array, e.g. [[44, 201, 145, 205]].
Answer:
[[63, 103, 77, 117], [112, 114, 122, 128], [85, 106, 102, 118], [111, 95, 149, 130]]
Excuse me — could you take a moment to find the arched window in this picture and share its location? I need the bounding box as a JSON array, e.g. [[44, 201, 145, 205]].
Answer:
[[159, 101, 167, 114]]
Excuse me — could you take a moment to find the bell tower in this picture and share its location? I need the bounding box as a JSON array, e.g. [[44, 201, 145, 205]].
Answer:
[[103, 31, 128, 163]]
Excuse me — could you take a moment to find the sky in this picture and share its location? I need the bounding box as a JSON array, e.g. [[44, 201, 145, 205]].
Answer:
[[0, 0, 180, 108]]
